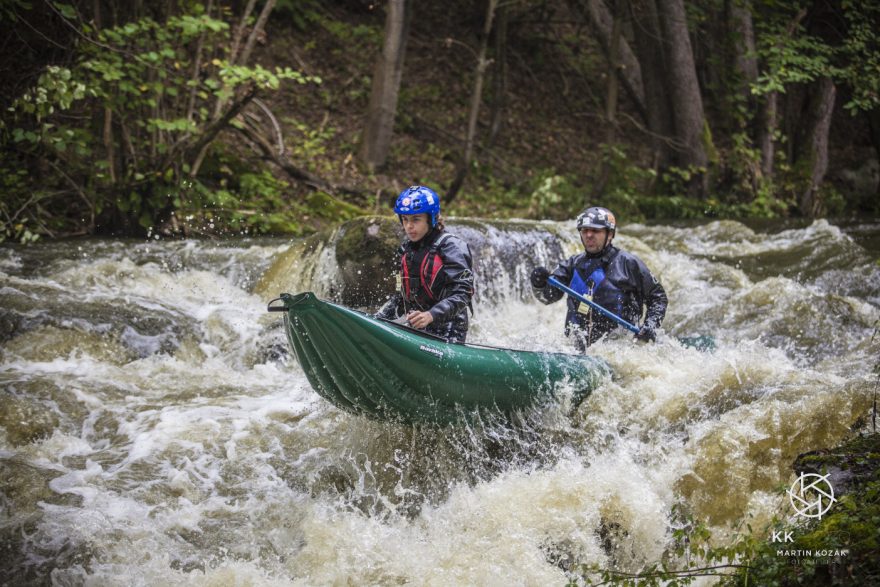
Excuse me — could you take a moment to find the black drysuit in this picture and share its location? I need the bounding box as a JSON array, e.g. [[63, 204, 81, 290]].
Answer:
[[376, 228, 475, 343], [533, 244, 667, 350]]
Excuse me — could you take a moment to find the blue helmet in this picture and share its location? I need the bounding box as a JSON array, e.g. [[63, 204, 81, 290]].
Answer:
[[394, 185, 441, 228]]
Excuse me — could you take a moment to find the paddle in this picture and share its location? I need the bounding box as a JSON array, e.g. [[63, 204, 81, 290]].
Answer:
[[546, 276, 716, 351], [547, 276, 639, 334]]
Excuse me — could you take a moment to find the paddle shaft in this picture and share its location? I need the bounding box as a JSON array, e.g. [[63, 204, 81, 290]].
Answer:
[[547, 276, 640, 334]]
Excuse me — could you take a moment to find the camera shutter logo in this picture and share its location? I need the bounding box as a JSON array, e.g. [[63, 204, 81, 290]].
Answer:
[[787, 473, 836, 519]]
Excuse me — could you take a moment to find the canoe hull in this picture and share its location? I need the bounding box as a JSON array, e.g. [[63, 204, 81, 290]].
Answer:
[[278, 292, 609, 423]]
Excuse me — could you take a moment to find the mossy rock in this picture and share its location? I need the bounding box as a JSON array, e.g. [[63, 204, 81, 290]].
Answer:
[[334, 215, 403, 307], [793, 432, 880, 495], [255, 215, 403, 307], [253, 231, 328, 300]]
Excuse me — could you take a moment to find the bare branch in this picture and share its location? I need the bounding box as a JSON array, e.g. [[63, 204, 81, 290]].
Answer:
[[229, 0, 258, 66], [234, 121, 366, 198], [239, 0, 277, 66], [188, 85, 258, 176], [249, 97, 285, 156]]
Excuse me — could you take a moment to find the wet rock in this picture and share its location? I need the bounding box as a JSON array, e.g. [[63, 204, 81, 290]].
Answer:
[[254, 232, 333, 300], [255, 216, 571, 307], [2, 325, 137, 364], [0, 310, 23, 343], [793, 431, 880, 497], [0, 458, 83, 586], [253, 321, 290, 364], [0, 394, 60, 446], [255, 216, 402, 307], [0, 458, 80, 511], [334, 216, 403, 307], [0, 283, 198, 359]]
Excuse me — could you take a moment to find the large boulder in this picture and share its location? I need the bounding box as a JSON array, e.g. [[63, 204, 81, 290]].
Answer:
[[255, 215, 403, 308], [254, 215, 572, 308]]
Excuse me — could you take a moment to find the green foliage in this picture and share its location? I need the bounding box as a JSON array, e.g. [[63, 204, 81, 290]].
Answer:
[[753, 0, 880, 115], [753, 31, 836, 95], [7, 66, 89, 120], [285, 116, 336, 172], [274, 0, 323, 32], [837, 1, 880, 114], [594, 144, 657, 221], [660, 165, 707, 197], [318, 15, 381, 57], [0, 0, 30, 22], [0, 161, 40, 243], [527, 173, 582, 219], [185, 170, 309, 235], [2, 1, 317, 237], [447, 175, 524, 218]]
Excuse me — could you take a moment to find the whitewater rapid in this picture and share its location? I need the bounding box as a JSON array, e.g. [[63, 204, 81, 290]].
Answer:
[[1, 219, 877, 585]]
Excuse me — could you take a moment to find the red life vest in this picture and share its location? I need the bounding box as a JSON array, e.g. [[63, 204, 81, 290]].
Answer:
[[399, 233, 451, 308]]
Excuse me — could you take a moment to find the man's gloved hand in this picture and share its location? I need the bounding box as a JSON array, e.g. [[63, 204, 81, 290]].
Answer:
[[635, 324, 656, 343], [530, 266, 550, 288]]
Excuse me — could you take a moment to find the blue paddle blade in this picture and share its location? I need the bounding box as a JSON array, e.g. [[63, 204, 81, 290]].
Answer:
[[676, 335, 716, 352]]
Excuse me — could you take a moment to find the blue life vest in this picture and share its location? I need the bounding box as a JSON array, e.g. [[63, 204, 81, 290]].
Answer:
[[565, 258, 625, 334]]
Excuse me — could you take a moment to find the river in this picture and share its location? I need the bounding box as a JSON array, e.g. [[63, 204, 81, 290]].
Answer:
[[1, 218, 878, 585]]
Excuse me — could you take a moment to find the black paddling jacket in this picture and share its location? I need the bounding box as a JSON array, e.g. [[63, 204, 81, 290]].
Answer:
[[376, 229, 475, 343], [533, 244, 667, 349]]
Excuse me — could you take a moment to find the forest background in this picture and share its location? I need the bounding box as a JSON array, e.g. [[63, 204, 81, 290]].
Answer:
[[1, 0, 879, 242]]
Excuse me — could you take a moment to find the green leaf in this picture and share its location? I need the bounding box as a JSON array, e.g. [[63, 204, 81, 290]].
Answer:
[[53, 2, 76, 19]]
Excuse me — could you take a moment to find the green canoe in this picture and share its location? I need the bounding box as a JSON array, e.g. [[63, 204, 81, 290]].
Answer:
[[268, 292, 610, 424]]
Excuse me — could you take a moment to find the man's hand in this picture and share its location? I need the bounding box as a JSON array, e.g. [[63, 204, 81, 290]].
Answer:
[[530, 266, 550, 288], [406, 310, 434, 329], [634, 324, 656, 343]]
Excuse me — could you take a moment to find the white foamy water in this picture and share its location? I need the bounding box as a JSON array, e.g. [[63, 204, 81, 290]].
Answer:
[[1, 221, 878, 585]]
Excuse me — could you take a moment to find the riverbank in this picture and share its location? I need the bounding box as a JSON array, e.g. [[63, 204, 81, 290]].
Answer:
[[733, 427, 880, 586]]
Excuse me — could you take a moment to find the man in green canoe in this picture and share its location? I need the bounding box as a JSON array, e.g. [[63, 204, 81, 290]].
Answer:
[[376, 186, 475, 342], [530, 206, 668, 350]]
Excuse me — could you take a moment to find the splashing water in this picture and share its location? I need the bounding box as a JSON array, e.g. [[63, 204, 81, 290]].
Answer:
[[1, 220, 878, 585]]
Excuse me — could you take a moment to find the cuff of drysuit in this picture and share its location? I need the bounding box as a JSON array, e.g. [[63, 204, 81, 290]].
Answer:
[[428, 305, 448, 322], [644, 317, 663, 330]]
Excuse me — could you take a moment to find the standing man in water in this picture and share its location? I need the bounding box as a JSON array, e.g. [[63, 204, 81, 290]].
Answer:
[[530, 206, 667, 350], [376, 185, 475, 343]]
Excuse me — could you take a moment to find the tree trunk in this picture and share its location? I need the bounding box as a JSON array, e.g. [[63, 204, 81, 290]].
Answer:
[[758, 92, 777, 179], [447, 0, 498, 204], [795, 77, 836, 217], [867, 109, 880, 201], [656, 0, 710, 196], [591, 0, 624, 200], [628, 0, 675, 169], [360, 0, 412, 171], [486, 2, 508, 150], [94, 0, 117, 185], [728, 0, 758, 91], [759, 9, 807, 182], [574, 0, 647, 122], [605, 0, 622, 124]]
